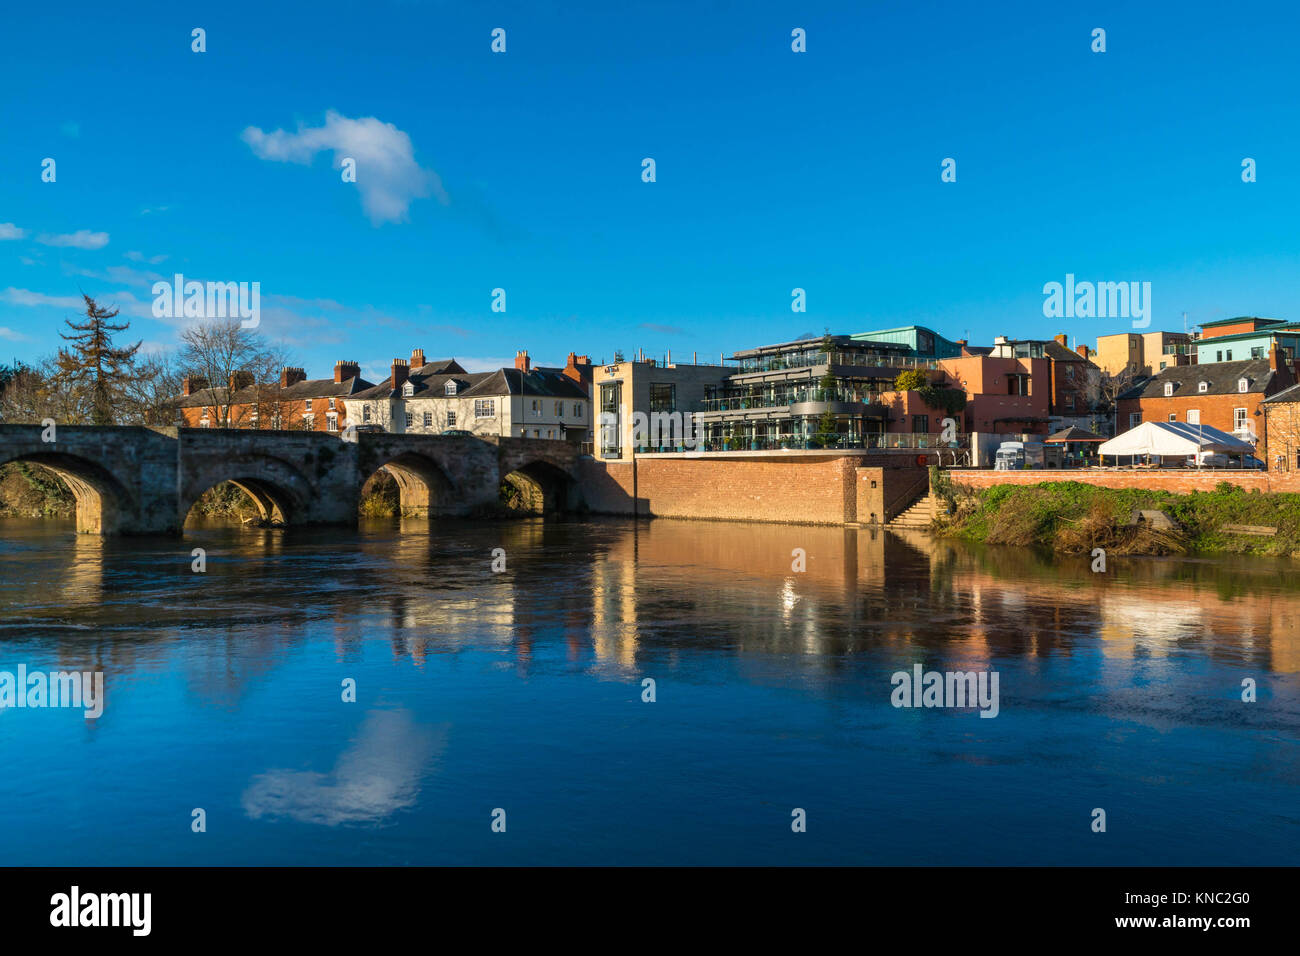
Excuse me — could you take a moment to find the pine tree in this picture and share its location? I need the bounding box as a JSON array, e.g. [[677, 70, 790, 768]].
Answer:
[[55, 294, 141, 425]]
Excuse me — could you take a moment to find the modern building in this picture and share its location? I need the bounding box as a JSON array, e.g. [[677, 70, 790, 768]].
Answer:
[[1194, 317, 1300, 366], [594, 357, 729, 461], [850, 325, 966, 360], [348, 349, 592, 442], [1115, 348, 1299, 451], [691, 335, 936, 450], [175, 362, 375, 431]]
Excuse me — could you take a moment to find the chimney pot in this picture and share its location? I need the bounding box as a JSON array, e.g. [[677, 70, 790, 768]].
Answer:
[[411, 348, 425, 369], [514, 350, 531, 373]]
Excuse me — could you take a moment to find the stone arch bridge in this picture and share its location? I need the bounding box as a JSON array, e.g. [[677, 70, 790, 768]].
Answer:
[[0, 425, 586, 535]]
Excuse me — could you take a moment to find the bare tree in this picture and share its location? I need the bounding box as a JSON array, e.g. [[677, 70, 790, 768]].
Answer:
[[116, 351, 184, 426], [177, 319, 285, 428]]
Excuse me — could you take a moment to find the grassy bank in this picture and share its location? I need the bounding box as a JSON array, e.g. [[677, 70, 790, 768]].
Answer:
[[936, 478, 1300, 557]]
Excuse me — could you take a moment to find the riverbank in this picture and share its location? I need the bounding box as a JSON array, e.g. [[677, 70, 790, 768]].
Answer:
[[936, 476, 1300, 557]]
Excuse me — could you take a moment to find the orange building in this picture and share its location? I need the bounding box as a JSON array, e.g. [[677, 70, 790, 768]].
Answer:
[[175, 361, 375, 431]]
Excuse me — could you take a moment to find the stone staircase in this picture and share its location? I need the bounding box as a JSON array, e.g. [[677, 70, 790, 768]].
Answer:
[[888, 493, 941, 531]]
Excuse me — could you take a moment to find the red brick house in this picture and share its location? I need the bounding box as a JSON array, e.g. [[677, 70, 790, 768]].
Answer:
[[1116, 347, 1299, 458], [176, 360, 375, 431]]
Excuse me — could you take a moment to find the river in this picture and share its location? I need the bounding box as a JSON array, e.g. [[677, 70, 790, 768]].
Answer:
[[0, 516, 1296, 865]]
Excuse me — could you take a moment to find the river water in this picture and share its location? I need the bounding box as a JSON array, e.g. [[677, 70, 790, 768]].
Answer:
[[0, 515, 1296, 865]]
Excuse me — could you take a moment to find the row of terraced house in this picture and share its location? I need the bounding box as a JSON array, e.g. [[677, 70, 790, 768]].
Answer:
[[172, 315, 1300, 471]]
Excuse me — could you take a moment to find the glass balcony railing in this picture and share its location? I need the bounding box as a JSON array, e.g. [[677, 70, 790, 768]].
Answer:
[[645, 433, 969, 452], [700, 388, 889, 412], [732, 351, 941, 374]]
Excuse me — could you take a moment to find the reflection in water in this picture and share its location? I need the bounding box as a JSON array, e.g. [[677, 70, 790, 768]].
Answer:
[[0, 515, 1298, 864], [242, 710, 445, 826]]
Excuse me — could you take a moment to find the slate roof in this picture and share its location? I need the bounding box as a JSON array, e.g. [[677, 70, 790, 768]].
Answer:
[[1117, 359, 1278, 401], [175, 375, 374, 408], [351, 363, 587, 402]]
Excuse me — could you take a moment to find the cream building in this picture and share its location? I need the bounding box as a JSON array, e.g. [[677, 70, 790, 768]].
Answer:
[[348, 349, 592, 443]]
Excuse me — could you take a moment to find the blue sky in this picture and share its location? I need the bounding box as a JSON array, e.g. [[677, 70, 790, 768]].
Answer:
[[3, 0, 1300, 380]]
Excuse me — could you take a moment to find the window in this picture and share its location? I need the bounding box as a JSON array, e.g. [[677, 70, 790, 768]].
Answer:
[[1238, 378, 1249, 393], [362, 406, 371, 422], [423, 411, 433, 428], [530, 399, 541, 416], [600, 381, 622, 456], [1198, 381, 1208, 393], [328, 397, 336, 410], [649, 383, 676, 413], [446, 411, 456, 427], [1168, 413, 1177, 422], [912, 415, 929, 433], [574, 404, 583, 418], [405, 412, 414, 429], [1234, 407, 1249, 432], [1187, 409, 1200, 425], [1216, 351, 1223, 362], [305, 398, 313, 412], [402, 381, 415, 397], [1164, 382, 1175, 396], [474, 399, 495, 418], [445, 381, 457, 396], [327, 414, 338, 432], [1129, 412, 1142, 429], [1226, 350, 1233, 361], [1251, 347, 1265, 359]]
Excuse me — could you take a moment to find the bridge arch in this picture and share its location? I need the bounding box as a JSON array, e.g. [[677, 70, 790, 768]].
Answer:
[[0, 451, 134, 535], [501, 459, 579, 514], [179, 454, 314, 529], [360, 452, 459, 518]]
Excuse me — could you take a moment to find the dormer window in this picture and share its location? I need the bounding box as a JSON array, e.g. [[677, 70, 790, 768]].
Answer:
[[1164, 382, 1175, 397], [1198, 381, 1208, 393], [445, 380, 457, 396], [1238, 378, 1249, 393], [402, 381, 415, 397]]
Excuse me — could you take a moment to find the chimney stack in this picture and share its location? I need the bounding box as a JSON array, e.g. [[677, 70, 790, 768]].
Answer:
[[334, 361, 360, 384], [391, 358, 409, 390], [411, 348, 425, 369], [1055, 333, 1068, 347], [182, 376, 207, 397], [1269, 343, 1281, 373], [280, 366, 307, 388], [515, 350, 531, 373], [1075, 344, 1090, 359]]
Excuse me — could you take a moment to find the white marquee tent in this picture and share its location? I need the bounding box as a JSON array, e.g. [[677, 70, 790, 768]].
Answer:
[[1097, 421, 1254, 459]]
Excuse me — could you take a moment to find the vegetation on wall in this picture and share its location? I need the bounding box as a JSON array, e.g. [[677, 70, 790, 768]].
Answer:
[[893, 369, 966, 417]]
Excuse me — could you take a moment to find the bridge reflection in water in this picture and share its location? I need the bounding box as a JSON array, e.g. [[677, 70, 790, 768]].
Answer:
[[2, 516, 1298, 864]]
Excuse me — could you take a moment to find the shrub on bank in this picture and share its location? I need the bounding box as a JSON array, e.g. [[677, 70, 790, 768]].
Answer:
[[941, 481, 1300, 557]]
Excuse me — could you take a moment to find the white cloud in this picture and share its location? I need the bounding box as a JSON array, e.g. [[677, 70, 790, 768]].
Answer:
[[0, 327, 29, 341], [36, 230, 109, 249], [1, 287, 83, 308], [241, 110, 445, 225], [0, 223, 26, 240], [125, 250, 168, 265]]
